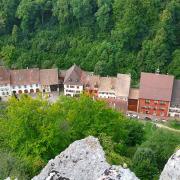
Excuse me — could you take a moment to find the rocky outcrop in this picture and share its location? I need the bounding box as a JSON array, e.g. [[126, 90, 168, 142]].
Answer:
[[98, 165, 138, 180], [160, 149, 180, 180], [32, 136, 138, 180]]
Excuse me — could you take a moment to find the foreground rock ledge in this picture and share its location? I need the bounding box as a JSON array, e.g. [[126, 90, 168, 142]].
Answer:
[[32, 136, 139, 180], [160, 149, 180, 180]]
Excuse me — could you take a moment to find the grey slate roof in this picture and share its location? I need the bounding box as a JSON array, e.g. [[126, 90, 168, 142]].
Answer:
[[171, 80, 180, 106]]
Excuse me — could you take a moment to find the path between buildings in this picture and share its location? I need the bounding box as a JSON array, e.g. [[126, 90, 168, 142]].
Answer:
[[155, 123, 180, 133]]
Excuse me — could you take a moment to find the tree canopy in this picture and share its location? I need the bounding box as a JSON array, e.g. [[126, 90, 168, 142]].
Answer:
[[0, 0, 179, 84], [0, 95, 179, 179]]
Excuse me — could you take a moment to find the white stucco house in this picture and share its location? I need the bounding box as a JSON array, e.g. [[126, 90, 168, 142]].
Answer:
[[10, 68, 41, 95], [63, 65, 84, 97]]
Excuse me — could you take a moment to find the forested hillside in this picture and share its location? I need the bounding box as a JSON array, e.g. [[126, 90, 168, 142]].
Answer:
[[0, 0, 180, 83]]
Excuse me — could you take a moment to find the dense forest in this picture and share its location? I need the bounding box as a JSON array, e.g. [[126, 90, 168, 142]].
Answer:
[[0, 95, 180, 179], [0, 0, 180, 84]]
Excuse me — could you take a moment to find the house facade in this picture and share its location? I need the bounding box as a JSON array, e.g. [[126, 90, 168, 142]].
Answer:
[[40, 69, 59, 93], [63, 65, 84, 97], [128, 88, 139, 112], [0, 67, 59, 97], [169, 80, 180, 118], [84, 74, 100, 97], [138, 72, 174, 118], [10, 69, 41, 95], [62, 65, 131, 112]]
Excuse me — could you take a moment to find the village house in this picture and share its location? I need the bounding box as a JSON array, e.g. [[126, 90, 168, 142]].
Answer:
[[83, 73, 100, 97], [128, 88, 139, 112], [63, 64, 84, 97], [97, 74, 130, 113], [61, 64, 131, 112], [0, 66, 11, 97], [0, 67, 60, 97], [40, 69, 59, 93], [10, 68, 40, 94], [138, 72, 174, 118], [169, 80, 180, 118], [83, 73, 131, 100], [1, 64, 179, 119], [97, 77, 116, 99]]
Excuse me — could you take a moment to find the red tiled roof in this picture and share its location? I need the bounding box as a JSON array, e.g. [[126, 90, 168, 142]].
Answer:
[[10, 68, 40, 85], [0, 66, 10, 85], [40, 69, 59, 85], [139, 72, 174, 101], [83, 74, 100, 89]]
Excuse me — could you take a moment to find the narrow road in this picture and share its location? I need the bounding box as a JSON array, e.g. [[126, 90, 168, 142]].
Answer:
[[155, 123, 180, 133]]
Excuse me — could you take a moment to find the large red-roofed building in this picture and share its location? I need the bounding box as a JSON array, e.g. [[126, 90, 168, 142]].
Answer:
[[138, 72, 174, 118]]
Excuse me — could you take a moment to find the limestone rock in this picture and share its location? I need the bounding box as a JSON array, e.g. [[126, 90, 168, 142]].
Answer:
[[32, 136, 138, 180], [160, 149, 180, 180], [98, 165, 139, 180]]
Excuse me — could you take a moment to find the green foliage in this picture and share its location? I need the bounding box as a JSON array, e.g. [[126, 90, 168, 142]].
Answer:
[[132, 148, 159, 180], [165, 120, 180, 130], [0, 95, 180, 179], [0, 151, 29, 180], [142, 129, 180, 170], [168, 49, 180, 78], [0, 95, 145, 178], [0, 0, 179, 83], [0, 95, 70, 175]]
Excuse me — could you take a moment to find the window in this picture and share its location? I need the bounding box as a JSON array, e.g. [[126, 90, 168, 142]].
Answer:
[[154, 100, 158, 104], [77, 86, 79, 89], [160, 112, 165, 116], [160, 101, 166, 105], [70, 85, 74, 88], [145, 111, 149, 114], [145, 99, 150, 104], [18, 85, 21, 88], [24, 85, 27, 88], [36, 84, 39, 87]]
